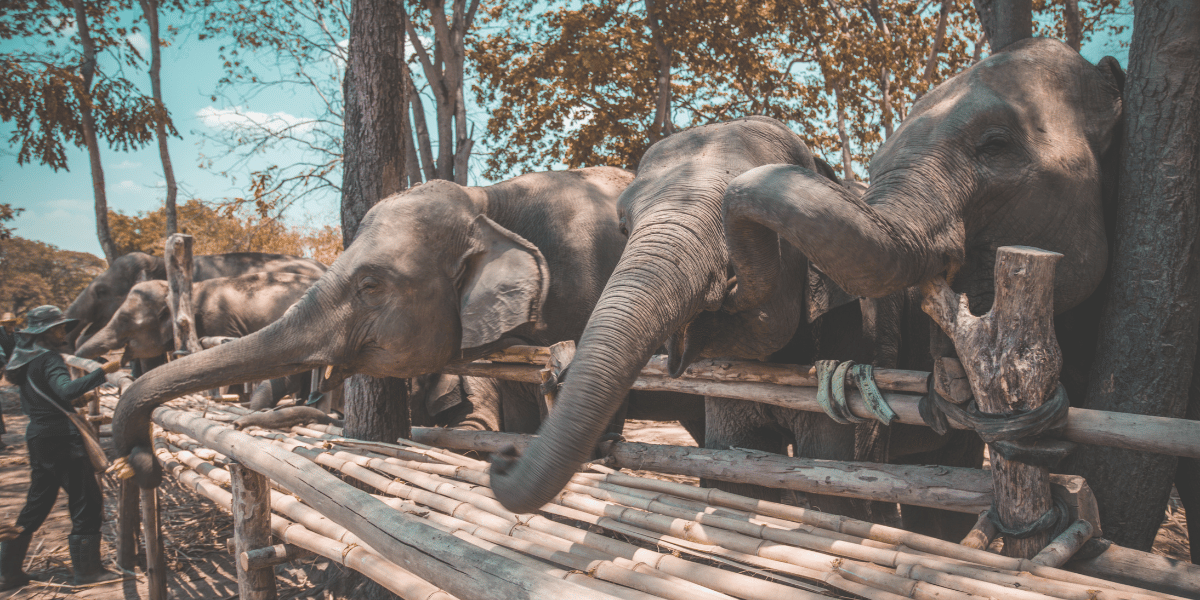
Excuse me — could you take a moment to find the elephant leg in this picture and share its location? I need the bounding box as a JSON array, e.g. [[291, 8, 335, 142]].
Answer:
[[249, 378, 292, 410], [895, 429, 985, 541], [1177, 387, 1200, 564], [436, 377, 502, 432], [777, 408, 875, 519], [704, 396, 785, 503], [679, 418, 705, 447], [501, 381, 542, 434]]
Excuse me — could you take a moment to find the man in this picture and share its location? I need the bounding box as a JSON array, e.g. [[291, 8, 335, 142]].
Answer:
[[0, 306, 122, 590]]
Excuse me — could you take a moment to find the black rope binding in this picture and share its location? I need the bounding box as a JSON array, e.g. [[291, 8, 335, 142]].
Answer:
[[987, 492, 1073, 540]]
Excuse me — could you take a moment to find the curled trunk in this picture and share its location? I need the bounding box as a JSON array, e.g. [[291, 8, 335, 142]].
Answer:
[[113, 307, 323, 488]]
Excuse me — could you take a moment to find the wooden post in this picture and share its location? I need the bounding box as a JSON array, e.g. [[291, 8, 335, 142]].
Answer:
[[240, 544, 313, 571], [922, 246, 1063, 558], [140, 487, 168, 600], [117, 479, 140, 570], [538, 341, 575, 420], [164, 234, 202, 356], [231, 463, 277, 600]]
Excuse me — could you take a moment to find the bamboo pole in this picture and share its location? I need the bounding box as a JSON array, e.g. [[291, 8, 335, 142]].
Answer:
[[117, 478, 140, 570], [140, 486, 168, 600], [231, 463, 276, 600], [958, 511, 996, 550], [147, 406, 623, 600], [155, 445, 460, 600]]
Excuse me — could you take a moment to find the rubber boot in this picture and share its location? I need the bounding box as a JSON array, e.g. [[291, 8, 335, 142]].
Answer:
[[68, 534, 121, 586], [0, 533, 33, 591]]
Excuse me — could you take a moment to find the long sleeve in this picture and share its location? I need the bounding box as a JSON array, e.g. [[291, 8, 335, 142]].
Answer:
[[35, 354, 107, 410]]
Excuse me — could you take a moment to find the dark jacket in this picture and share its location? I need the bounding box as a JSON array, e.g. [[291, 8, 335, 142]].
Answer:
[[8, 351, 107, 439]]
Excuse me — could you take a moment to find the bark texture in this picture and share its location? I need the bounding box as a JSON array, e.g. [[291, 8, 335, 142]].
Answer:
[[138, 0, 178, 236], [340, 0, 410, 461], [1067, 0, 1200, 550], [972, 0, 1032, 53], [72, 0, 118, 263]]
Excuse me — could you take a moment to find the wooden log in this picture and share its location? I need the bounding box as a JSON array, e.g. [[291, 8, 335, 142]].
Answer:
[[410, 428, 1097, 521], [444, 361, 1200, 460], [231, 463, 277, 600], [149, 407, 623, 600], [62, 353, 134, 393], [959, 510, 997, 550], [165, 234, 202, 355], [140, 487, 168, 600], [240, 543, 314, 571], [922, 246, 1063, 558], [1068, 541, 1200, 598], [117, 478, 140, 570], [1030, 520, 1094, 568]]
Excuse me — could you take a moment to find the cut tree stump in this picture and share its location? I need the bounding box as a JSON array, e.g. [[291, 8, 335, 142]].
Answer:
[[922, 245, 1063, 558]]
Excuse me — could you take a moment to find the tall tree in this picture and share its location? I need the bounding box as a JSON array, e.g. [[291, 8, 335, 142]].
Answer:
[[0, 0, 172, 262], [1067, 0, 1200, 550], [973, 0, 1031, 51], [137, 0, 180, 236], [340, 0, 409, 447], [403, 0, 481, 185]]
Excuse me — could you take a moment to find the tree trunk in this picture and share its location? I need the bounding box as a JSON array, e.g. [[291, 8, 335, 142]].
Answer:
[[341, 0, 409, 445], [645, 0, 675, 142], [867, 0, 894, 138], [72, 0, 117, 263], [972, 0, 1032, 53], [138, 0, 178, 236], [834, 80, 855, 182], [1063, 0, 1082, 51], [1067, 0, 1200, 550], [922, 0, 951, 88]]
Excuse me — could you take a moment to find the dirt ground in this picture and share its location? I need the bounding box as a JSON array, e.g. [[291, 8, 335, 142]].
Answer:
[[0, 387, 1190, 599]]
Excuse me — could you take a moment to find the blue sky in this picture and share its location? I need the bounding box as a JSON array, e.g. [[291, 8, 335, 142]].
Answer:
[[1, 7, 1133, 259]]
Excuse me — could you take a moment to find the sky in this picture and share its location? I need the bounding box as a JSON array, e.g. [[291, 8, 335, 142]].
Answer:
[[0, 6, 1133, 260]]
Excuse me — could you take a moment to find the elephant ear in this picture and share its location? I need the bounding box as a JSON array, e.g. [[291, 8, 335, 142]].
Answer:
[[1084, 56, 1125, 155], [458, 215, 550, 350], [425, 373, 465, 417], [808, 262, 858, 323]]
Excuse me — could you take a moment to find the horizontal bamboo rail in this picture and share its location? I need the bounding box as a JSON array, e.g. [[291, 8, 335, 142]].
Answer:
[[443, 347, 1200, 460]]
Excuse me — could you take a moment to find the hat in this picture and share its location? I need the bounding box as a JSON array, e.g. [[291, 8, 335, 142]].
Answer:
[[0, 312, 15, 325], [18, 305, 78, 336]]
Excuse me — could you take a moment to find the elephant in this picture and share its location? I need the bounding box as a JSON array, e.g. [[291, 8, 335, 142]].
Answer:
[[111, 167, 704, 488], [486, 39, 1126, 523], [66, 251, 327, 350], [73, 272, 321, 409]]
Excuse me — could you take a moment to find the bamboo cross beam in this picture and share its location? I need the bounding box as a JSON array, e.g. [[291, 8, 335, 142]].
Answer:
[[442, 352, 1200, 460]]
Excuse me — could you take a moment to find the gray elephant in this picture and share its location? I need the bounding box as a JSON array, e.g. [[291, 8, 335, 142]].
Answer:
[[66, 251, 326, 350], [111, 167, 703, 488], [74, 272, 320, 408], [486, 39, 1125, 524]]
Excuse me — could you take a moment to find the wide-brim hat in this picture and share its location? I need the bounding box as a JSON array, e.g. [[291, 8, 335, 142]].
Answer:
[[17, 305, 78, 336], [0, 312, 15, 325]]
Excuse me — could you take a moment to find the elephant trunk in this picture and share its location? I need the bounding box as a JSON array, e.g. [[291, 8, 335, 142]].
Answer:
[[73, 323, 124, 360], [725, 164, 966, 304], [113, 288, 333, 489], [490, 217, 724, 513]]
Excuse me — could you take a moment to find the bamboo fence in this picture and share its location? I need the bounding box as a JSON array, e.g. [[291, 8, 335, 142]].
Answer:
[[93, 393, 1195, 600]]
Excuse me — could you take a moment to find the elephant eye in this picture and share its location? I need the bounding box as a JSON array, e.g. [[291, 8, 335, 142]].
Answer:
[[976, 131, 1013, 156], [618, 216, 629, 238]]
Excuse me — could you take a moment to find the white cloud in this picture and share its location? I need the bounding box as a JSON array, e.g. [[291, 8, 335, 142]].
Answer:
[[127, 32, 150, 55], [196, 106, 316, 135], [113, 160, 142, 170], [117, 180, 141, 192]]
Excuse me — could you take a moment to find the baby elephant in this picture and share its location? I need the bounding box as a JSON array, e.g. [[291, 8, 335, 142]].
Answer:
[[74, 272, 318, 408]]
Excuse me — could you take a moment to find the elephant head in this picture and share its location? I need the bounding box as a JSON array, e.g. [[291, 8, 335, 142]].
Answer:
[[725, 39, 1124, 317], [74, 280, 174, 361], [113, 179, 551, 488], [67, 252, 163, 348], [488, 116, 837, 513]]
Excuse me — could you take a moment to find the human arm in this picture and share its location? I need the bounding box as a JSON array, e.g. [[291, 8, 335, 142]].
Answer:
[[32, 353, 109, 410]]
